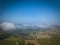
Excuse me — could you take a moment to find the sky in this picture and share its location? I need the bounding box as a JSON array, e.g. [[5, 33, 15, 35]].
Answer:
[[0, 0, 60, 25]]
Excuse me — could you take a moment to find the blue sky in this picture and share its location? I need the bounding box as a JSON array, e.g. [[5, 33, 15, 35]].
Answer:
[[1, 0, 60, 24]]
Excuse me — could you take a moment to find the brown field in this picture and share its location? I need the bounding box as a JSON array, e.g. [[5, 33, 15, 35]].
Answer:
[[25, 40, 40, 45]]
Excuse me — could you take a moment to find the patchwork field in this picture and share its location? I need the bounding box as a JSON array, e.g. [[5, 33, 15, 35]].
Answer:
[[0, 35, 60, 45]]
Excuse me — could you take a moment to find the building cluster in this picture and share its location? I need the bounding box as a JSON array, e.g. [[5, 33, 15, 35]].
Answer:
[[31, 31, 51, 39]]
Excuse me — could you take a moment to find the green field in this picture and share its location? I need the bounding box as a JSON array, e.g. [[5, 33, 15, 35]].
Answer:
[[0, 36, 17, 45]]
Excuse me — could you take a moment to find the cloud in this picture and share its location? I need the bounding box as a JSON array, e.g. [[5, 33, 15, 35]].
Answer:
[[0, 22, 16, 31]]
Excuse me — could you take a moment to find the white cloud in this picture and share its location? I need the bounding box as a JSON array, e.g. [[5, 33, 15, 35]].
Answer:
[[0, 22, 16, 31], [35, 24, 49, 28]]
